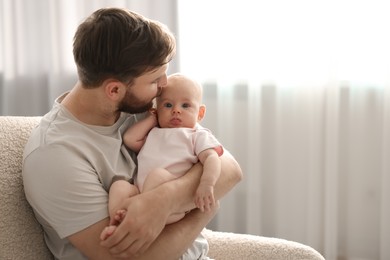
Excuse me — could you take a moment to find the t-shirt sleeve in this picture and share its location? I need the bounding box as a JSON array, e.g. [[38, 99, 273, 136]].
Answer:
[[23, 144, 109, 239], [194, 129, 224, 157]]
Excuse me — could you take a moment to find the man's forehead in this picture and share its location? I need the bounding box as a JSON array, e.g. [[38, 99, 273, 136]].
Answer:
[[146, 64, 169, 75], [134, 66, 167, 84]]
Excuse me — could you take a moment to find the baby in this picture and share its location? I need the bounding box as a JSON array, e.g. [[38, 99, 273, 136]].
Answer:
[[101, 73, 223, 239]]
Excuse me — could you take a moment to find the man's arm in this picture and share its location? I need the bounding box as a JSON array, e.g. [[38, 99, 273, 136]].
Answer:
[[68, 165, 215, 260], [69, 152, 242, 259], [68, 204, 218, 260], [212, 150, 242, 200], [103, 151, 242, 257]]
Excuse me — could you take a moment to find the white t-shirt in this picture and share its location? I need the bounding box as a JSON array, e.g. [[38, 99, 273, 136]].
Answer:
[[22, 93, 140, 260]]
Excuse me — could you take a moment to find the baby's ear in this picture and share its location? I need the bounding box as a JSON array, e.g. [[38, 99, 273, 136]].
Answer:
[[198, 104, 206, 121]]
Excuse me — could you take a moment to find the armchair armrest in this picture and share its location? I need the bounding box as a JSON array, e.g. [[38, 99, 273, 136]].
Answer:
[[204, 229, 324, 260]]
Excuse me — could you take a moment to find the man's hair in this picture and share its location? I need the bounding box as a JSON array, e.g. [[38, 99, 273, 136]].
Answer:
[[73, 8, 176, 88]]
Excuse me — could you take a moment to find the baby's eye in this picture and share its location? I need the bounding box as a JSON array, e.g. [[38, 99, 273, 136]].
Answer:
[[164, 103, 173, 108], [182, 103, 190, 108]]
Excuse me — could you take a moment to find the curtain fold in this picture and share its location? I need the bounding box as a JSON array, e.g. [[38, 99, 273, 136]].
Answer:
[[323, 85, 340, 259], [380, 86, 390, 260], [203, 82, 390, 260]]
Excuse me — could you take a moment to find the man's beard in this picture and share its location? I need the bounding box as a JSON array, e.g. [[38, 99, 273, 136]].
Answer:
[[117, 89, 154, 114]]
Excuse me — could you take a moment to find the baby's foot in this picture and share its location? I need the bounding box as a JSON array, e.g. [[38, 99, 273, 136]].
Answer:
[[100, 225, 117, 241], [113, 209, 127, 223]]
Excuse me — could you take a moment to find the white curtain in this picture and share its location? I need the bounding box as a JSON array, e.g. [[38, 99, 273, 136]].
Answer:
[[0, 0, 178, 115], [200, 83, 390, 260], [178, 1, 390, 259]]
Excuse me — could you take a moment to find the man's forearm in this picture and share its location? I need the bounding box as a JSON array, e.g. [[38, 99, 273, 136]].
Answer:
[[135, 206, 219, 260], [213, 150, 243, 200], [164, 150, 242, 214]]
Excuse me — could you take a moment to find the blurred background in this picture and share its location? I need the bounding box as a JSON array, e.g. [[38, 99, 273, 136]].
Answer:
[[1, 1, 389, 259]]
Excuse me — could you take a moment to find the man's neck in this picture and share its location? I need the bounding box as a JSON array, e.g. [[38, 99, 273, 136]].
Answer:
[[61, 82, 120, 126]]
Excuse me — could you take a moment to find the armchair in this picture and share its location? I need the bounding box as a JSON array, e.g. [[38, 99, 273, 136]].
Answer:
[[0, 116, 324, 260]]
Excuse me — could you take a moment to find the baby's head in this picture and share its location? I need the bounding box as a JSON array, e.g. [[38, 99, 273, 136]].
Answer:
[[156, 73, 205, 128]]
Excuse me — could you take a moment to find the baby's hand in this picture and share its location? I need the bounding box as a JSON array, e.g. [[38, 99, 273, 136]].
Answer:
[[195, 185, 215, 212], [147, 108, 158, 126], [149, 108, 157, 115]]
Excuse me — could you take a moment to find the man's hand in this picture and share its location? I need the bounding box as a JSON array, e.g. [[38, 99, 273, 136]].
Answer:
[[100, 189, 171, 258]]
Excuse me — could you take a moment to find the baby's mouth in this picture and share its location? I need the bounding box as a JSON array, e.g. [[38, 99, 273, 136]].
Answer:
[[170, 118, 181, 125]]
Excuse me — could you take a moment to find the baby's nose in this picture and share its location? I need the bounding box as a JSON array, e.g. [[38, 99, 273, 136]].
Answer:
[[172, 106, 181, 114]]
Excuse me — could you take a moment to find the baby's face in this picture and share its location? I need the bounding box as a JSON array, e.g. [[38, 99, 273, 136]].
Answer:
[[156, 76, 203, 128]]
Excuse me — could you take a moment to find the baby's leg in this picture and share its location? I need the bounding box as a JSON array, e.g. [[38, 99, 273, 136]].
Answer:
[[112, 209, 127, 224], [101, 183, 139, 241], [166, 212, 186, 224], [143, 168, 186, 223], [100, 225, 116, 241], [142, 168, 177, 192], [100, 209, 128, 241]]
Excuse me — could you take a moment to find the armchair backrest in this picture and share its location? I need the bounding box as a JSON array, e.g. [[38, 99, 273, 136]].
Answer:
[[0, 116, 54, 259]]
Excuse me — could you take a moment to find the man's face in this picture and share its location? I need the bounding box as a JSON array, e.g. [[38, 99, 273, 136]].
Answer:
[[118, 64, 168, 114]]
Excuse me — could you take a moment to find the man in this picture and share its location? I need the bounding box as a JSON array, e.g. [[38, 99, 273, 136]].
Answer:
[[22, 7, 242, 260]]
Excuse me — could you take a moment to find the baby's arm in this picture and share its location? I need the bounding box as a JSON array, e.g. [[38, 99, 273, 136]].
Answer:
[[123, 110, 158, 153], [195, 148, 221, 212]]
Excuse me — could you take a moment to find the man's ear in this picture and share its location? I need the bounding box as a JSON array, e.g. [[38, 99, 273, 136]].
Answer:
[[104, 80, 126, 101], [198, 104, 206, 121]]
